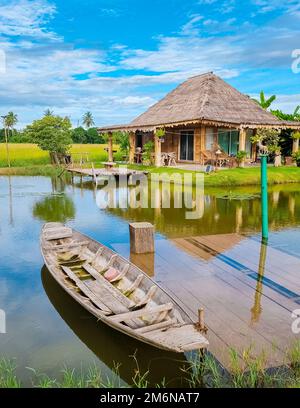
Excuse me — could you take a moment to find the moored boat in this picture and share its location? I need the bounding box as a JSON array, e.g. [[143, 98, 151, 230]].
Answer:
[[40, 222, 209, 353]]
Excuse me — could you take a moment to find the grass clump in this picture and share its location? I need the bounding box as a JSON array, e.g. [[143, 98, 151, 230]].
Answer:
[[0, 359, 21, 388], [1, 341, 300, 388]]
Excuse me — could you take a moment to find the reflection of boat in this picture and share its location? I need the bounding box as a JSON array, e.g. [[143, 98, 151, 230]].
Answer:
[[40, 223, 208, 353], [41, 266, 189, 387]]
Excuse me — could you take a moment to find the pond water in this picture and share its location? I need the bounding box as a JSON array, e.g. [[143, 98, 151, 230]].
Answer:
[[0, 175, 300, 386]]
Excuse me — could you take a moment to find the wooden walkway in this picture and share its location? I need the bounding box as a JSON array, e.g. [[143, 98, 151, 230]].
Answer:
[[66, 167, 148, 184], [113, 233, 300, 369]]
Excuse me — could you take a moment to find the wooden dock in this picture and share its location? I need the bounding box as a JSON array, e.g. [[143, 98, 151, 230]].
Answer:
[[66, 167, 148, 185], [113, 233, 300, 369]]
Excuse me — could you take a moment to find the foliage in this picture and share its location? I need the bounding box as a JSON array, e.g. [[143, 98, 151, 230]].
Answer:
[[292, 151, 300, 164], [32, 194, 75, 223], [235, 150, 247, 167], [112, 131, 129, 153], [71, 126, 87, 143], [155, 128, 165, 138], [71, 127, 104, 144], [44, 109, 54, 117], [292, 131, 300, 140], [86, 127, 102, 144], [4, 112, 18, 129], [271, 106, 300, 121], [24, 115, 73, 154], [252, 128, 281, 151], [82, 111, 95, 129], [142, 141, 154, 164], [253, 91, 276, 110]]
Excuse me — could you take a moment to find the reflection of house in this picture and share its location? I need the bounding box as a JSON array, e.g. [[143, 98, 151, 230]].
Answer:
[[171, 233, 245, 261], [99, 72, 300, 166]]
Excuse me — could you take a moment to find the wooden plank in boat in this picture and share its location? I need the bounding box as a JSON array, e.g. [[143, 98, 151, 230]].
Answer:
[[82, 262, 135, 309], [44, 227, 73, 241], [135, 317, 177, 334], [61, 266, 111, 314], [108, 303, 173, 323], [44, 240, 89, 251], [85, 280, 129, 315], [145, 324, 209, 352]]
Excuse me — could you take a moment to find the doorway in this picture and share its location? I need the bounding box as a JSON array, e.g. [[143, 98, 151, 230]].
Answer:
[[180, 131, 194, 161]]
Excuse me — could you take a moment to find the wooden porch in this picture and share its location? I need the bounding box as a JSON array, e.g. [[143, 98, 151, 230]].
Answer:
[[123, 125, 256, 168]]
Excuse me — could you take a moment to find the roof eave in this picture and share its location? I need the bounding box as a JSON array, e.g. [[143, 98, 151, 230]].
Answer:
[[98, 118, 300, 133]]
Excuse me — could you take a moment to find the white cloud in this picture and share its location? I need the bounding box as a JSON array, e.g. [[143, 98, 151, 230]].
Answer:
[[0, 0, 58, 39], [0, 1, 300, 127], [180, 14, 203, 36]]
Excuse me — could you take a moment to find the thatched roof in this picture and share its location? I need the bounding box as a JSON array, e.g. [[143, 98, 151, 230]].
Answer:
[[99, 72, 300, 132]]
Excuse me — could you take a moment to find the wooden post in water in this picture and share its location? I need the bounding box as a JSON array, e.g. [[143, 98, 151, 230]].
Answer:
[[129, 222, 154, 254]]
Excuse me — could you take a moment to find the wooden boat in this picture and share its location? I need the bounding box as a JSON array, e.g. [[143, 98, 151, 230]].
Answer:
[[40, 222, 209, 353]]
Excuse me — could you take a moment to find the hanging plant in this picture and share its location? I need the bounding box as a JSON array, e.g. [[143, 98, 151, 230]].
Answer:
[[155, 128, 165, 139]]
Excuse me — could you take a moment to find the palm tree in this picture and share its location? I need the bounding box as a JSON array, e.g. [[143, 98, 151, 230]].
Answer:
[[82, 111, 95, 129], [2, 112, 18, 168], [1, 114, 10, 167], [44, 109, 54, 116], [253, 91, 276, 110]]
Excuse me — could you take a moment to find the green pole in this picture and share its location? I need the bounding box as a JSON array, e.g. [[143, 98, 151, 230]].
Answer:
[[260, 154, 268, 242]]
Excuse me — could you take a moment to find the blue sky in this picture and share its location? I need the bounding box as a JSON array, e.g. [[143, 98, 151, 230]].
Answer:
[[0, 0, 300, 128]]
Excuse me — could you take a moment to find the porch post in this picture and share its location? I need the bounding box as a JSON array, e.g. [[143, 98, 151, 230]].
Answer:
[[129, 131, 135, 164], [292, 137, 299, 154], [239, 128, 247, 167], [251, 129, 257, 161], [154, 131, 161, 167], [108, 132, 113, 162]]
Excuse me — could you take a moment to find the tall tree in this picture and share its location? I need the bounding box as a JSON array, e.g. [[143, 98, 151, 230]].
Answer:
[[1, 112, 17, 167], [24, 115, 72, 164], [5, 111, 18, 136], [82, 111, 95, 129], [1, 114, 10, 167], [253, 91, 276, 110]]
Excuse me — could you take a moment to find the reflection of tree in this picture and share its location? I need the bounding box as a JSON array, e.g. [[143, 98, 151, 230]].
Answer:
[[33, 194, 75, 223]]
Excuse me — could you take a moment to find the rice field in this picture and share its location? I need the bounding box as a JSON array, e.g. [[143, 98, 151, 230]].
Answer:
[[0, 143, 119, 167]]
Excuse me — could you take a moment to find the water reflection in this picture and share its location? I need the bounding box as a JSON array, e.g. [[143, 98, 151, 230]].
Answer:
[[33, 194, 75, 223], [99, 182, 300, 238], [41, 266, 189, 387], [250, 241, 268, 325]]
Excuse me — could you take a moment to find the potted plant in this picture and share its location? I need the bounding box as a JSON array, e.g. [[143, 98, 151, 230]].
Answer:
[[236, 150, 247, 167], [292, 151, 300, 167], [142, 141, 154, 165], [155, 128, 165, 143]]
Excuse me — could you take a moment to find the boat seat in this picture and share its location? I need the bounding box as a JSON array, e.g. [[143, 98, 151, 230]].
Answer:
[[44, 227, 73, 241]]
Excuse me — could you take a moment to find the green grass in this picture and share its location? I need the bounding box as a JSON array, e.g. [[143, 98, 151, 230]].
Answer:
[[1, 144, 300, 186], [126, 163, 300, 186], [2, 341, 300, 388], [0, 143, 120, 168]]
